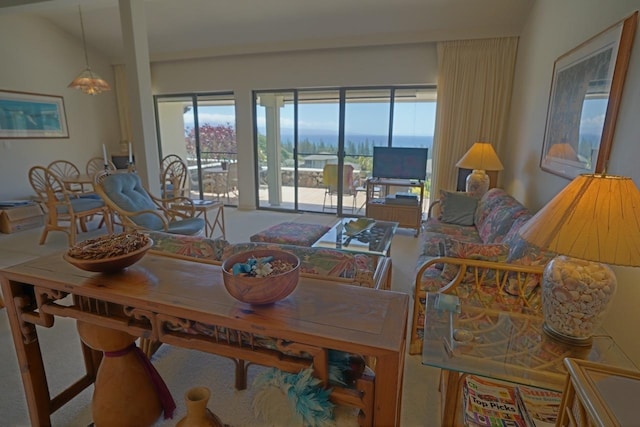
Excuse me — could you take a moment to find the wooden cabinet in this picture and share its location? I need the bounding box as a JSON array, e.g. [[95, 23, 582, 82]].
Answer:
[[558, 358, 640, 427], [364, 178, 424, 236]]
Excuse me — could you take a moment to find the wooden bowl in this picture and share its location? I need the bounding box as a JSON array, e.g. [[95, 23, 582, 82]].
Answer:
[[63, 235, 153, 273], [221, 249, 300, 305]]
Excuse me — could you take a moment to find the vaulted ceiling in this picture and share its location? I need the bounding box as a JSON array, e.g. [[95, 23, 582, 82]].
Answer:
[[0, 0, 535, 62]]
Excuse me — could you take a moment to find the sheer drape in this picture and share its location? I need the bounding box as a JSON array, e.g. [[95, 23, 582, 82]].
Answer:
[[431, 37, 518, 197], [114, 64, 132, 144]]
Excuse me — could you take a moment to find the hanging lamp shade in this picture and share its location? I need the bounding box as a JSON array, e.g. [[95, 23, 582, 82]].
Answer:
[[68, 6, 111, 95]]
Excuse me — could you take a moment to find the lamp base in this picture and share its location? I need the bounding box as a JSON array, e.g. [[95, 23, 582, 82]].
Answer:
[[541, 256, 616, 346], [465, 170, 490, 198], [542, 322, 593, 347]]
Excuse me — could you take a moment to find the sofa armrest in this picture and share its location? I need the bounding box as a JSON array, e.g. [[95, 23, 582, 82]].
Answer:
[[410, 256, 545, 354], [417, 256, 545, 306], [427, 199, 441, 219]]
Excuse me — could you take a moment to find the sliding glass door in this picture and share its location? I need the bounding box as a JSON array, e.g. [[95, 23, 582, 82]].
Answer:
[[254, 86, 436, 214], [155, 93, 238, 205]]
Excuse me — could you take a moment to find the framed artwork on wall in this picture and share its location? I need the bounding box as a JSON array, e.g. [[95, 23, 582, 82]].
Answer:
[[0, 90, 69, 139], [540, 11, 637, 179]]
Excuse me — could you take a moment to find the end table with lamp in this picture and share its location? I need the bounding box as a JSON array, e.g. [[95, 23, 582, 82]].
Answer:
[[455, 141, 504, 198]]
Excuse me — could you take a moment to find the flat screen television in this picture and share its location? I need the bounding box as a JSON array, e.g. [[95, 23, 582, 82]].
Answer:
[[372, 147, 428, 181]]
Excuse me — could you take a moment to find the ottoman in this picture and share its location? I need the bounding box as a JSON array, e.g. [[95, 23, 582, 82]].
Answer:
[[250, 222, 330, 247]]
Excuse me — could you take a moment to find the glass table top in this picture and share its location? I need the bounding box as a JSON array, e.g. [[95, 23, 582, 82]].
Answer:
[[312, 218, 398, 257], [421, 293, 637, 391]]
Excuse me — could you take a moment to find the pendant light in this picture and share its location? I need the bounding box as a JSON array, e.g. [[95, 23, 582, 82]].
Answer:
[[68, 5, 111, 95]]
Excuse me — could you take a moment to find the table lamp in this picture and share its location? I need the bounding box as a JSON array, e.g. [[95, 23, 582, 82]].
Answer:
[[518, 173, 640, 345], [456, 141, 504, 197]]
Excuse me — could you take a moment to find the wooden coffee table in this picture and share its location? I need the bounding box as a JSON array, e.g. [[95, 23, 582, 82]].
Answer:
[[0, 252, 408, 426]]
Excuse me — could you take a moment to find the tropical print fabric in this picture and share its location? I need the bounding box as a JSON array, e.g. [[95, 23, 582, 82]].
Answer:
[[249, 222, 330, 247]]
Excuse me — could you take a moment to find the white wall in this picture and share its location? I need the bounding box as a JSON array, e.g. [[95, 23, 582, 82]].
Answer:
[[151, 43, 438, 209], [504, 0, 640, 365], [0, 14, 119, 200]]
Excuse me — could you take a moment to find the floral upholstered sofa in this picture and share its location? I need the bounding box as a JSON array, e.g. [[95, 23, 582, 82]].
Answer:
[[409, 188, 556, 354]]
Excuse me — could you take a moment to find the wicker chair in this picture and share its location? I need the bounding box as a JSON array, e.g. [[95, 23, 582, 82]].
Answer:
[[28, 166, 113, 246], [94, 171, 204, 236]]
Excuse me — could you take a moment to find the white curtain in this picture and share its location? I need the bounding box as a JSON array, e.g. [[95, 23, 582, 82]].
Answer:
[[431, 37, 519, 197]]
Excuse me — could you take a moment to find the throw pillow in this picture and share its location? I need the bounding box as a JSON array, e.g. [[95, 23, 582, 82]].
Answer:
[[441, 239, 509, 282], [439, 190, 478, 226]]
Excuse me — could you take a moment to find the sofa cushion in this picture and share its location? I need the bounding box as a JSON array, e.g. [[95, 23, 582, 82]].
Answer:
[[422, 217, 481, 242], [475, 189, 529, 244], [441, 240, 510, 281], [439, 190, 478, 226]]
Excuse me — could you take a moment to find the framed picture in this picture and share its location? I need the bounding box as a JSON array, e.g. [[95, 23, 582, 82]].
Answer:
[[540, 12, 637, 179], [0, 90, 69, 139]]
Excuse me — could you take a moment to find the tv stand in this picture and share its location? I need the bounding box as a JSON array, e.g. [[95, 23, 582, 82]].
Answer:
[[365, 178, 424, 236]]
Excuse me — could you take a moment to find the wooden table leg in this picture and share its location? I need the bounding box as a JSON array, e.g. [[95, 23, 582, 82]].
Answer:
[[373, 352, 404, 426]]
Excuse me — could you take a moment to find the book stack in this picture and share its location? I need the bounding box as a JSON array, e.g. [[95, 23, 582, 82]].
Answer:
[[463, 375, 527, 427], [462, 375, 563, 427], [384, 192, 418, 206]]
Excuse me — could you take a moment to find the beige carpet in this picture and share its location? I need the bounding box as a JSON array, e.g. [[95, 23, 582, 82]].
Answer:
[[0, 209, 441, 426]]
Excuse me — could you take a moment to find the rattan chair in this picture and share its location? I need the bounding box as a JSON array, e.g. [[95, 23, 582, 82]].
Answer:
[[28, 166, 113, 246], [160, 158, 189, 203], [86, 157, 117, 177], [94, 171, 204, 235]]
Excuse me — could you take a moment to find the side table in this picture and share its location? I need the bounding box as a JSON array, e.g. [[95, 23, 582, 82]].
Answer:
[[558, 358, 640, 426], [421, 293, 638, 426], [173, 200, 225, 239]]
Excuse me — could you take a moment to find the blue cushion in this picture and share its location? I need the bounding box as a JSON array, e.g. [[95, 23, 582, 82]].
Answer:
[[101, 173, 163, 230], [58, 198, 104, 214], [166, 218, 205, 235]]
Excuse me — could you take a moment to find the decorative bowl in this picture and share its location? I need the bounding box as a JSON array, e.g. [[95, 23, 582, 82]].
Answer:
[[63, 232, 153, 273], [221, 249, 301, 305]]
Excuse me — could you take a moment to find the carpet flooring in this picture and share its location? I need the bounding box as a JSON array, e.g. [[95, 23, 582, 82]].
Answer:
[[0, 208, 441, 426]]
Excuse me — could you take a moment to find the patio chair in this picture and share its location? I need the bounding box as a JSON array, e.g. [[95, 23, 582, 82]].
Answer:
[[322, 163, 356, 212], [160, 158, 189, 203], [28, 166, 113, 246], [94, 171, 205, 236]]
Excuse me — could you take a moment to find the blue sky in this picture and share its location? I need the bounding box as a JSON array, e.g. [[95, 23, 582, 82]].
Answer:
[[186, 97, 604, 142], [185, 101, 437, 137]]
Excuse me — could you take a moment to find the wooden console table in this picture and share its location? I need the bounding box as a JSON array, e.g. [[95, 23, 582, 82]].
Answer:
[[0, 252, 408, 426]]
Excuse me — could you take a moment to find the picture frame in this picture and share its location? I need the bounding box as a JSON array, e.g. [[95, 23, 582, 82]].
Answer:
[[540, 11, 637, 179], [0, 90, 69, 139]]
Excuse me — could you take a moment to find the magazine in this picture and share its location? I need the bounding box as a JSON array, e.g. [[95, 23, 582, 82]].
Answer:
[[515, 385, 563, 427], [463, 375, 527, 427]]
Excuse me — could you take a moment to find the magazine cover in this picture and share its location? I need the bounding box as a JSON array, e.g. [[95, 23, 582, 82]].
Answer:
[[463, 375, 527, 427], [515, 385, 562, 427]]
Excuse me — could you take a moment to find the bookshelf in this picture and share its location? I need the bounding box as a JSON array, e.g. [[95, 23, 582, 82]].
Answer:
[[364, 178, 424, 236]]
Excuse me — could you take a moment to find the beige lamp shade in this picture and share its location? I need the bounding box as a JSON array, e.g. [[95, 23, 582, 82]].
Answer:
[[518, 174, 640, 267], [456, 142, 504, 171]]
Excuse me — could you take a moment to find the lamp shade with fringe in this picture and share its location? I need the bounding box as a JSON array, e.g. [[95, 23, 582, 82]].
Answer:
[[68, 5, 111, 95], [518, 174, 640, 345]]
